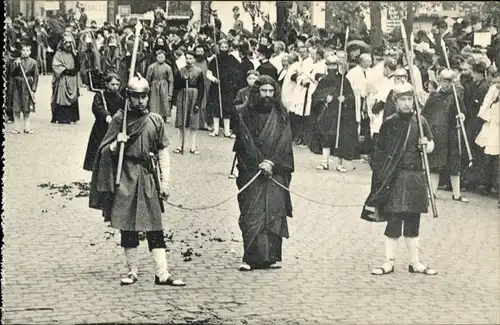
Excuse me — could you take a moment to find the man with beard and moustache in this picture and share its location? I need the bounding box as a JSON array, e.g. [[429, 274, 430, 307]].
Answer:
[[310, 55, 356, 172], [172, 51, 205, 155], [233, 75, 294, 271], [89, 76, 186, 287], [362, 82, 437, 276], [463, 63, 490, 191], [207, 39, 244, 138], [422, 69, 469, 203], [83, 73, 124, 171], [193, 44, 211, 130]]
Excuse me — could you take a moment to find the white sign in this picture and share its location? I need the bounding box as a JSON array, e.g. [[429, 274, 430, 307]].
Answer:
[[474, 32, 492, 48], [74, 1, 108, 27], [118, 5, 131, 17], [43, 1, 60, 11]]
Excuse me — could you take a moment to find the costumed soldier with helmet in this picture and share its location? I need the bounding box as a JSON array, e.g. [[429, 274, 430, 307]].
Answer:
[[89, 75, 186, 287], [361, 82, 438, 276]]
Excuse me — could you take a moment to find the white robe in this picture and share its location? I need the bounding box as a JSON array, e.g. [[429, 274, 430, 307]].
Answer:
[[304, 60, 327, 116], [270, 52, 287, 72], [476, 85, 500, 155], [281, 62, 300, 112], [370, 75, 396, 135], [346, 65, 370, 124], [291, 56, 315, 116]]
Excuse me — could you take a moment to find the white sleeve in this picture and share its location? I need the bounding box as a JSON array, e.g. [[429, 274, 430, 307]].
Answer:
[[158, 148, 170, 185], [206, 70, 217, 82]]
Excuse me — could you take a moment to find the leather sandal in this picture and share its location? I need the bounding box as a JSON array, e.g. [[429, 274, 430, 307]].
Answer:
[[371, 262, 395, 275], [11, 129, 21, 134], [452, 195, 469, 203], [408, 264, 437, 275], [120, 272, 138, 285], [336, 165, 348, 173], [155, 275, 186, 286], [268, 263, 282, 269], [209, 131, 219, 137], [239, 263, 252, 271], [24, 129, 34, 134], [189, 149, 200, 155], [173, 148, 183, 154], [316, 163, 329, 170]]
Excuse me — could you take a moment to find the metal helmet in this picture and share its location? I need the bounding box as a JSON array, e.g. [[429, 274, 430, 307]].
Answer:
[[126, 75, 150, 94], [393, 82, 414, 98]]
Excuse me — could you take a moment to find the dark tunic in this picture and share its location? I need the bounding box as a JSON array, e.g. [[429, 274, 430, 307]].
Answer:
[[83, 91, 124, 171], [463, 78, 490, 185], [174, 65, 205, 129], [89, 110, 169, 231], [146, 62, 174, 118], [234, 101, 294, 267], [256, 61, 278, 81], [310, 71, 357, 159], [422, 88, 464, 175], [194, 58, 211, 127], [10, 57, 39, 113], [234, 86, 251, 110], [208, 52, 243, 118], [240, 57, 255, 79], [51, 49, 80, 123], [361, 113, 433, 222]]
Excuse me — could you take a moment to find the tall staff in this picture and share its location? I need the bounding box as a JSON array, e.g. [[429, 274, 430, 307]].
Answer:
[[19, 64, 36, 104], [441, 44, 474, 167], [212, 25, 223, 120], [401, 22, 438, 218], [116, 20, 143, 186], [334, 26, 350, 150]]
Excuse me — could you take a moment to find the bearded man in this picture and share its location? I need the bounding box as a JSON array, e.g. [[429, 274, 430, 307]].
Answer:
[[89, 76, 185, 287], [233, 75, 294, 271]]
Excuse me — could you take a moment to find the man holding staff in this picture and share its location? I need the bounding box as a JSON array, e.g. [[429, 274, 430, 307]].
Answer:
[[361, 82, 438, 276], [310, 55, 356, 171], [10, 43, 39, 134]]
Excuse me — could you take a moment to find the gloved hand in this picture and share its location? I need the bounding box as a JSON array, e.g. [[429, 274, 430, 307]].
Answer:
[[258, 160, 274, 178]]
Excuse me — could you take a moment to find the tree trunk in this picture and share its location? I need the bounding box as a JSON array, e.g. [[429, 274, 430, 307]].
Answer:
[[276, 1, 289, 41], [406, 1, 414, 39], [369, 1, 382, 50]]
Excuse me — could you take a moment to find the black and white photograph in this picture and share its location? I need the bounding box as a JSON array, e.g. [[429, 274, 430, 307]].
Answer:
[[2, 1, 500, 324]]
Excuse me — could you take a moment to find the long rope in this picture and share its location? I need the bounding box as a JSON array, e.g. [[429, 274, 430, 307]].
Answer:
[[165, 170, 262, 211], [165, 171, 364, 211]]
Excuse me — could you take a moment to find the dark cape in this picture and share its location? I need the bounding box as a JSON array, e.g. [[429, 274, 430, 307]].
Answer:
[[421, 88, 463, 174], [83, 91, 124, 171], [207, 51, 244, 118], [361, 113, 431, 222], [233, 99, 294, 267], [309, 70, 357, 159], [89, 110, 166, 223]]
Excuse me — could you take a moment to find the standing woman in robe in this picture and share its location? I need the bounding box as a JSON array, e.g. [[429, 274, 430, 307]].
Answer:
[[51, 34, 80, 124], [83, 73, 124, 171], [146, 50, 174, 123]]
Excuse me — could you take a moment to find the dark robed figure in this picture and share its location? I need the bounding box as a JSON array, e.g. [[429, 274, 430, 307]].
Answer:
[[361, 82, 437, 276], [83, 73, 124, 171], [233, 75, 294, 271], [422, 69, 468, 202], [310, 55, 357, 172]]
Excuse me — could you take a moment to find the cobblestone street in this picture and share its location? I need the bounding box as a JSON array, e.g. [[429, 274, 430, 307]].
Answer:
[[2, 76, 499, 324]]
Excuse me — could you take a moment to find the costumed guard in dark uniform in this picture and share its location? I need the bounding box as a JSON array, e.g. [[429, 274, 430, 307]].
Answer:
[[83, 73, 124, 171], [310, 54, 357, 172], [361, 83, 437, 276], [89, 76, 185, 287], [422, 69, 468, 203]]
